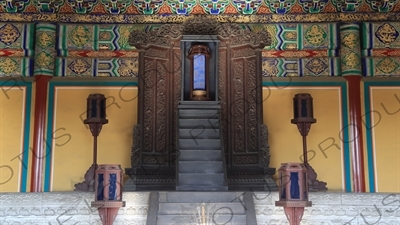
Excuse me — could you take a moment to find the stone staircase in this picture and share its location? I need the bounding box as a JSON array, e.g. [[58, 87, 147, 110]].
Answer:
[[146, 191, 257, 225], [176, 101, 228, 191]]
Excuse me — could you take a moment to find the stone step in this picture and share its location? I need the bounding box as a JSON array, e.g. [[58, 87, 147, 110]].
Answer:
[[157, 214, 246, 225], [160, 192, 243, 203], [179, 139, 221, 150], [176, 185, 228, 191], [179, 150, 222, 161], [179, 109, 219, 119], [179, 128, 220, 139], [179, 161, 223, 173], [179, 119, 219, 129], [178, 173, 225, 186], [158, 202, 246, 215]]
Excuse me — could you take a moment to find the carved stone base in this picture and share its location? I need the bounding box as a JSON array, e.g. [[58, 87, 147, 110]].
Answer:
[[74, 163, 96, 192], [306, 164, 328, 192]]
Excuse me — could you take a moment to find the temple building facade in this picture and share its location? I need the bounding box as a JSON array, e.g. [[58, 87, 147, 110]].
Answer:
[[0, 0, 399, 224]]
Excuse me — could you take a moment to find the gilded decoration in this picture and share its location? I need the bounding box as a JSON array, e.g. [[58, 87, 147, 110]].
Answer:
[[69, 25, 92, 48], [35, 51, 53, 68], [0, 58, 18, 74], [304, 24, 327, 46], [37, 32, 54, 48], [341, 32, 358, 48], [375, 23, 399, 45], [342, 51, 359, 68], [305, 58, 328, 75], [117, 58, 139, 77], [0, 24, 20, 46], [67, 58, 91, 75], [376, 57, 399, 74], [0, 0, 399, 15], [0, 13, 400, 23], [262, 59, 279, 76]]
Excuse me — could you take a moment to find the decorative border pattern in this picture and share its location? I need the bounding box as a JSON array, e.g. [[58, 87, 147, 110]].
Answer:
[[0, 13, 399, 23]]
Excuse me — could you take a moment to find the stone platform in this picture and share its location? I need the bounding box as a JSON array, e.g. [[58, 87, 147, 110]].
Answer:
[[0, 191, 399, 224]]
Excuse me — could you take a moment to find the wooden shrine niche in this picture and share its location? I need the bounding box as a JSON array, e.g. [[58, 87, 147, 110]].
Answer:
[[126, 18, 277, 191]]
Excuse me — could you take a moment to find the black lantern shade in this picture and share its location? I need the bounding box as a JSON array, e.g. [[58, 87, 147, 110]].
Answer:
[[84, 93, 108, 124], [291, 93, 316, 124]]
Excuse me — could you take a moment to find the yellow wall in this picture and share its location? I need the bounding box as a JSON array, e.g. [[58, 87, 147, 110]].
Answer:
[[263, 86, 344, 191], [0, 87, 27, 192], [51, 86, 138, 191], [368, 87, 400, 192]]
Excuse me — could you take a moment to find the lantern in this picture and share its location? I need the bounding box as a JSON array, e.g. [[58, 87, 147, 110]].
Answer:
[[188, 45, 211, 100], [290, 93, 328, 191], [84, 93, 108, 176], [92, 164, 125, 225], [275, 162, 311, 225]]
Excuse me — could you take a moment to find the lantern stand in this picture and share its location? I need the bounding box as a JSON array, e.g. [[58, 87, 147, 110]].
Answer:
[[275, 163, 312, 225], [291, 93, 327, 191], [92, 164, 126, 225], [74, 94, 108, 191]]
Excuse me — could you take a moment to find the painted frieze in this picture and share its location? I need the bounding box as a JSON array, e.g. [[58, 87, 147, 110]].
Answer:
[[54, 57, 138, 76], [0, 23, 35, 56], [262, 23, 338, 51], [364, 57, 400, 76], [0, 57, 32, 76], [58, 24, 137, 55], [33, 23, 56, 76], [262, 57, 340, 76], [0, 0, 399, 16], [362, 22, 400, 50]]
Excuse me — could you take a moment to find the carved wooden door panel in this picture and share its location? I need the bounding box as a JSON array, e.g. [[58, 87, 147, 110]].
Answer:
[[225, 45, 263, 167], [138, 44, 181, 167]]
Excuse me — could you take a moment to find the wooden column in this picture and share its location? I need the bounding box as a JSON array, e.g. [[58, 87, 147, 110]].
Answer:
[[340, 23, 366, 192], [30, 23, 56, 192]]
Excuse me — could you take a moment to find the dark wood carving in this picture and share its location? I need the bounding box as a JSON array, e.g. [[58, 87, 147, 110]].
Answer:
[[218, 26, 270, 169], [126, 18, 274, 190], [129, 27, 182, 169]]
